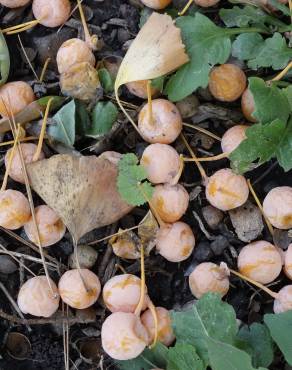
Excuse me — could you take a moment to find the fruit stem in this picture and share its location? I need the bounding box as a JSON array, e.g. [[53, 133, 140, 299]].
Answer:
[[2, 19, 40, 35], [170, 154, 184, 185], [77, 0, 98, 50], [183, 122, 221, 141], [178, 0, 193, 16], [73, 237, 90, 293], [147, 80, 154, 126], [0, 137, 38, 147], [139, 184, 165, 228], [183, 152, 229, 162], [134, 244, 146, 317], [229, 268, 278, 299], [247, 179, 274, 236], [147, 300, 159, 349], [115, 263, 127, 274], [88, 224, 140, 245], [39, 58, 51, 82], [115, 86, 140, 133], [270, 61, 292, 82]]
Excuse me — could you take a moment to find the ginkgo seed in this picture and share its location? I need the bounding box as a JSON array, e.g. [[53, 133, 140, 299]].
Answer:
[[284, 244, 292, 280], [126, 80, 159, 99], [32, 0, 71, 28], [221, 125, 248, 154], [241, 88, 257, 123], [140, 0, 172, 9], [0, 82, 35, 118], [194, 0, 220, 7], [0, 0, 30, 7], [273, 285, 292, 314]]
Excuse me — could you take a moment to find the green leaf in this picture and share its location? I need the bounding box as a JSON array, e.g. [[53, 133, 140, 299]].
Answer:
[[98, 68, 114, 93], [151, 76, 165, 92], [0, 32, 10, 86], [117, 153, 154, 206], [237, 323, 274, 367], [87, 101, 118, 138], [37, 96, 65, 110], [117, 342, 168, 370], [276, 116, 292, 171], [232, 33, 292, 70], [267, 0, 291, 15], [264, 310, 292, 365], [139, 7, 153, 28], [166, 343, 204, 370], [249, 77, 291, 124], [165, 14, 231, 101]]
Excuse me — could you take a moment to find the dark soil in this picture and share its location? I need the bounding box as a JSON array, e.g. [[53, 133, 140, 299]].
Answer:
[[0, 1, 291, 370]]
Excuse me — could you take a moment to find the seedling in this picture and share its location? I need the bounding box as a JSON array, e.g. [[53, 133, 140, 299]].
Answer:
[[17, 275, 60, 317], [263, 186, 292, 230], [208, 64, 247, 102], [0, 0, 30, 8], [141, 306, 175, 346], [189, 262, 230, 299], [102, 274, 149, 313], [238, 240, 282, 284], [58, 269, 101, 309], [140, 0, 172, 9], [138, 99, 182, 144], [221, 125, 248, 155], [126, 80, 158, 99], [284, 244, 292, 280], [241, 88, 257, 122], [156, 221, 195, 262]]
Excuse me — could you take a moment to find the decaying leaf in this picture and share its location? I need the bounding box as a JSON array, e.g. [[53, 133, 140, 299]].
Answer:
[[115, 12, 189, 91], [110, 228, 140, 259], [138, 210, 159, 245], [27, 153, 132, 243]]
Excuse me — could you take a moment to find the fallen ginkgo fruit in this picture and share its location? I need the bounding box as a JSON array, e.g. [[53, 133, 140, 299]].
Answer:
[[0, 0, 30, 7], [284, 244, 292, 280], [32, 0, 71, 28], [221, 125, 248, 154]]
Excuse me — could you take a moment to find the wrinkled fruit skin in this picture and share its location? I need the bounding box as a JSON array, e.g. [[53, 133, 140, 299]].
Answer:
[[24, 205, 66, 247], [284, 244, 292, 280], [141, 307, 175, 346], [263, 186, 292, 230], [68, 245, 98, 269], [221, 125, 248, 154], [140, 0, 172, 9], [101, 312, 149, 360], [56, 38, 96, 74], [102, 274, 148, 313], [18, 276, 60, 317], [189, 262, 229, 299], [0, 0, 30, 7], [58, 269, 101, 309], [238, 240, 282, 284], [0, 81, 35, 118], [156, 221, 195, 262], [241, 88, 257, 122], [5, 143, 44, 184], [205, 168, 249, 211], [138, 99, 182, 144], [32, 0, 71, 28], [60, 62, 100, 101], [208, 64, 246, 102], [141, 144, 180, 184], [126, 80, 159, 99], [195, 0, 220, 7], [273, 285, 292, 313]]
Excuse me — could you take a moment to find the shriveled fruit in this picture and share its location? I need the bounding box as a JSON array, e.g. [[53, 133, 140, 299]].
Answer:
[[273, 285, 292, 313], [140, 0, 172, 9], [24, 205, 66, 247], [221, 125, 248, 154], [110, 230, 140, 259], [126, 80, 159, 99], [141, 306, 175, 346], [58, 269, 101, 309], [32, 0, 71, 28], [68, 245, 98, 269], [102, 274, 148, 313], [156, 221, 195, 262], [0, 81, 35, 118], [238, 240, 282, 284], [208, 64, 246, 102], [263, 186, 292, 230], [189, 262, 229, 299], [5, 143, 44, 184], [151, 183, 189, 223], [138, 99, 182, 144], [101, 312, 149, 360], [0, 0, 31, 7], [205, 168, 249, 211], [0, 189, 31, 230], [284, 244, 292, 280], [18, 276, 59, 317], [56, 38, 96, 74], [195, 0, 220, 7], [141, 144, 180, 184], [241, 88, 257, 123]]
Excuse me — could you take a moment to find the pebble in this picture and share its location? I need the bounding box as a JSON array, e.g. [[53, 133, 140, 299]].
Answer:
[[176, 95, 199, 119], [193, 241, 213, 262], [210, 235, 229, 256]]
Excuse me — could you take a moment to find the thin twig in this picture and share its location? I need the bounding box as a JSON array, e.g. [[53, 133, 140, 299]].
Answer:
[[18, 35, 39, 81]]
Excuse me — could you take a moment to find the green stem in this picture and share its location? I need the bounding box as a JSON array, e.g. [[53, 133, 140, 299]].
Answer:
[[278, 24, 292, 32]]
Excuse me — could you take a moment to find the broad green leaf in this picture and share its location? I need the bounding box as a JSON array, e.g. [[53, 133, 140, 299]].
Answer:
[[249, 77, 291, 124], [167, 343, 204, 370], [284, 85, 292, 110], [267, 0, 291, 15], [232, 33, 292, 70], [264, 310, 292, 365], [237, 323, 274, 367], [86, 101, 118, 138], [37, 96, 65, 108], [98, 68, 114, 93], [276, 117, 292, 171], [117, 342, 168, 370], [165, 14, 231, 101], [0, 32, 10, 86]]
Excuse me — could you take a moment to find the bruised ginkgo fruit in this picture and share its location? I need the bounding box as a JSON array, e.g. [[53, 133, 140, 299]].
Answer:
[[156, 221, 195, 262], [141, 144, 181, 184], [140, 0, 172, 9], [18, 276, 59, 317], [195, 0, 220, 6], [0, 0, 30, 7], [208, 64, 247, 102], [241, 88, 257, 123], [0, 81, 35, 118], [56, 38, 96, 74], [5, 143, 45, 184], [32, 0, 71, 28], [24, 205, 66, 247], [141, 306, 175, 346], [138, 99, 182, 144], [126, 80, 159, 99], [284, 244, 292, 280], [189, 262, 229, 299], [273, 285, 292, 313], [238, 240, 282, 284], [58, 269, 101, 309], [101, 312, 149, 360], [205, 168, 249, 211], [151, 183, 189, 223], [221, 125, 248, 154], [263, 186, 292, 230], [0, 189, 31, 230], [102, 274, 148, 313]]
